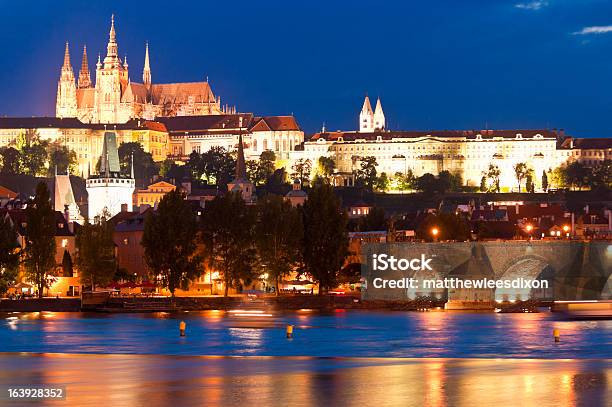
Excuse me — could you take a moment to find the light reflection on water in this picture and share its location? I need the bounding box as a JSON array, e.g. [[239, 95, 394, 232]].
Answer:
[[0, 354, 609, 407], [0, 310, 610, 358]]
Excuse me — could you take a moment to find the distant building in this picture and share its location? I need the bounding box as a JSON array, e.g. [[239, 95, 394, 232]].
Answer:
[[285, 179, 307, 207], [86, 132, 135, 220], [288, 97, 606, 191], [57, 16, 226, 123], [133, 180, 176, 209]]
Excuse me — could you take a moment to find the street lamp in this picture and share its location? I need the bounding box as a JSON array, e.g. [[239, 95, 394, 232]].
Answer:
[[431, 227, 439, 242], [525, 224, 533, 240], [562, 225, 570, 238]]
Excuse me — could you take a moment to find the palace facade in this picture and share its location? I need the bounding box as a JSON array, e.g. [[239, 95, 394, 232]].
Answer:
[[289, 96, 611, 190], [56, 15, 227, 124]]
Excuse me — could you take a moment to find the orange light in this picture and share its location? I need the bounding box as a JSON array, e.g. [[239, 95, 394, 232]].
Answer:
[[562, 225, 570, 232], [525, 224, 533, 232], [431, 227, 439, 237]]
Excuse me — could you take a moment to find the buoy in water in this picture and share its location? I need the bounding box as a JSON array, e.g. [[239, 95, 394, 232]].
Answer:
[[553, 328, 560, 342], [179, 320, 186, 337], [286, 324, 294, 339]]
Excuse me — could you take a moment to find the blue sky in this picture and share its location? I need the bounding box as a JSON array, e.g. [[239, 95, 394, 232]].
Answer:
[[1, 0, 612, 136]]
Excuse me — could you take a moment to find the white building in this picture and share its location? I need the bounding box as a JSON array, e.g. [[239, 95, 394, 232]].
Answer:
[[289, 96, 592, 190], [86, 131, 135, 220]]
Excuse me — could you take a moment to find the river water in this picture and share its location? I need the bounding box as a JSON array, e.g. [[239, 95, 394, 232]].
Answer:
[[0, 310, 610, 406]]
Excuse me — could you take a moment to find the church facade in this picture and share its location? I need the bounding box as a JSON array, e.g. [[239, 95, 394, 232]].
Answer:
[[56, 16, 227, 124]]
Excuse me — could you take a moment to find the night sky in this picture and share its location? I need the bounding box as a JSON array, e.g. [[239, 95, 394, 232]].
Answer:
[[2, 0, 612, 136]]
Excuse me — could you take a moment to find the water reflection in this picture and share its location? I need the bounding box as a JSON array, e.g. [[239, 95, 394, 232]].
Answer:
[[0, 311, 610, 358], [0, 354, 608, 406]]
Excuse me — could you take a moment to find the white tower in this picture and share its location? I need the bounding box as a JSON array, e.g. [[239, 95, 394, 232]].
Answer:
[[359, 95, 374, 132], [373, 97, 385, 131], [86, 131, 135, 221]]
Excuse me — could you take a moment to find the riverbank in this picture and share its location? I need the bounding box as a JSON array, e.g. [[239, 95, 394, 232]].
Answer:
[[0, 295, 550, 313]]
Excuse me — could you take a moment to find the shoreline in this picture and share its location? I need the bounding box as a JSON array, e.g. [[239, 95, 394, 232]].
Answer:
[[0, 296, 551, 313]]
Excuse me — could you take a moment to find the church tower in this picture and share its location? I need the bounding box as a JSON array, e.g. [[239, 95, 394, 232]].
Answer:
[[227, 119, 255, 203], [373, 97, 385, 131], [86, 131, 135, 220], [93, 15, 129, 123], [359, 95, 374, 132], [56, 42, 78, 118], [77, 45, 92, 88]]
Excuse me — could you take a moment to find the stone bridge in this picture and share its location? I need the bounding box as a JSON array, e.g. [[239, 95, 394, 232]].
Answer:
[[362, 241, 612, 301]]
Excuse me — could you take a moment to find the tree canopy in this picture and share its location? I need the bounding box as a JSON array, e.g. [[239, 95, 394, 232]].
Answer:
[[142, 189, 203, 296]]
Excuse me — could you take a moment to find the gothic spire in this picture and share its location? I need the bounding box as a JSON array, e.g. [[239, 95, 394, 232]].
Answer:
[[361, 95, 373, 114], [62, 42, 72, 70], [77, 45, 92, 88], [105, 14, 119, 64], [143, 42, 151, 87], [235, 133, 247, 181]]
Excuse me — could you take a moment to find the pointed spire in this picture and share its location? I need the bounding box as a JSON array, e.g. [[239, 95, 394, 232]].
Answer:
[[105, 14, 119, 64], [96, 53, 102, 69], [361, 95, 373, 114], [235, 133, 247, 181], [373, 96, 385, 131], [123, 54, 128, 68], [109, 14, 116, 41], [62, 42, 72, 69], [130, 153, 134, 179], [143, 42, 151, 87], [78, 45, 92, 88]]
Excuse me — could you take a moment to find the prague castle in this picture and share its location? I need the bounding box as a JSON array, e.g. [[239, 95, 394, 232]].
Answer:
[[56, 15, 225, 124]]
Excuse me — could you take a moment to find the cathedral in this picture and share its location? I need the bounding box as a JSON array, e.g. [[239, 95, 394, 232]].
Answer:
[[56, 15, 228, 124]]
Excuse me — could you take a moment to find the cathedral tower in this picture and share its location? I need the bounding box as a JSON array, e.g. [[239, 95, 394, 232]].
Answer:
[[359, 95, 374, 132], [93, 15, 129, 123], [56, 42, 78, 118], [77, 45, 92, 88], [373, 97, 385, 131]]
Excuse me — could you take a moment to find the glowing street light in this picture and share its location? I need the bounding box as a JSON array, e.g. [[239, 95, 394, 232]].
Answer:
[[562, 225, 570, 238], [431, 227, 439, 242], [525, 224, 533, 240]]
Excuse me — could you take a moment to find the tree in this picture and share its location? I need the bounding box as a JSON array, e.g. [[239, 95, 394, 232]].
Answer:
[[375, 172, 390, 192], [526, 173, 535, 193], [318, 156, 336, 179], [541, 170, 549, 192], [0, 147, 21, 175], [201, 146, 236, 185], [355, 156, 378, 191], [18, 130, 48, 177], [254, 195, 303, 294], [76, 215, 116, 290], [565, 161, 588, 190], [48, 144, 78, 176], [187, 150, 204, 180], [0, 217, 20, 296], [415, 173, 438, 195], [247, 151, 276, 185], [142, 189, 203, 296], [118, 142, 157, 183], [302, 183, 349, 294], [483, 164, 501, 192], [291, 158, 312, 186], [480, 176, 487, 192], [392, 170, 415, 191], [24, 182, 56, 298], [61, 250, 73, 278], [588, 160, 611, 189], [513, 162, 529, 192], [201, 191, 256, 296]]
